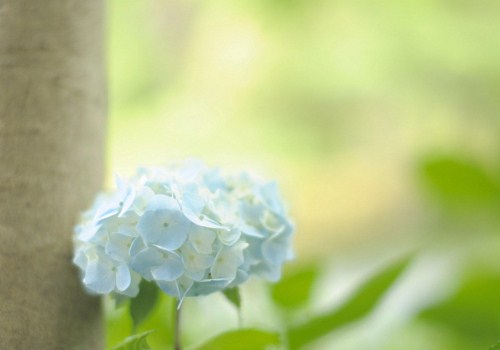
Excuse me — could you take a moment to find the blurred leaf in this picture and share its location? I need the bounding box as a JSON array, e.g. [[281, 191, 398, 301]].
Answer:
[[130, 280, 159, 331], [222, 287, 241, 310], [287, 257, 411, 350], [112, 293, 130, 308], [135, 294, 175, 350], [419, 156, 500, 207], [383, 319, 481, 350], [260, 0, 309, 14], [193, 329, 280, 350], [110, 330, 156, 350], [419, 270, 500, 347], [106, 298, 133, 348], [271, 264, 319, 309], [490, 341, 500, 350]]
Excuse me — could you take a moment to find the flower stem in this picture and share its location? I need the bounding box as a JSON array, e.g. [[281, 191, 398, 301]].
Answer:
[[173, 301, 182, 350]]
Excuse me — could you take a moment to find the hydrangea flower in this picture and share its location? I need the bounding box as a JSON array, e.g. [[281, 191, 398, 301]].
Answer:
[[73, 160, 294, 303]]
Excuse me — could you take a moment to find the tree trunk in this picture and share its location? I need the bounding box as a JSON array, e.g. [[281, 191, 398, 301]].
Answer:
[[0, 1, 106, 349]]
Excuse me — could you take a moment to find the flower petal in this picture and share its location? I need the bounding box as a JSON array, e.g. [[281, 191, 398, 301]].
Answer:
[[154, 211, 190, 251], [76, 223, 102, 242], [210, 242, 248, 280], [115, 263, 131, 291], [118, 186, 136, 217], [217, 228, 241, 246], [121, 272, 141, 297], [146, 194, 179, 211], [157, 280, 180, 298], [105, 233, 133, 261], [130, 247, 163, 280], [261, 232, 291, 266], [151, 251, 184, 281], [83, 256, 115, 294], [188, 228, 216, 254], [181, 243, 213, 281]]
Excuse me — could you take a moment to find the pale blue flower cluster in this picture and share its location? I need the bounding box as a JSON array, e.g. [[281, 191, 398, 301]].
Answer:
[[73, 160, 294, 302]]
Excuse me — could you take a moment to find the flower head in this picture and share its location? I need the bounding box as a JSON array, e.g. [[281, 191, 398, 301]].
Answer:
[[73, 160, 294, 302]]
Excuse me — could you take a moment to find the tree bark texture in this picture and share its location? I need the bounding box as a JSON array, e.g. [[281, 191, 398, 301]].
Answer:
[[0, 1, 106, 349]]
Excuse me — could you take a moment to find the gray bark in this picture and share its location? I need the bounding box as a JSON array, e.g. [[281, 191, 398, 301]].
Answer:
[[0, 1, 106, 349]]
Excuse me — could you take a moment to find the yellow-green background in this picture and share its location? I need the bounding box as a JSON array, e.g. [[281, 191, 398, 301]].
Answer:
[[105, 1, 500, 349]]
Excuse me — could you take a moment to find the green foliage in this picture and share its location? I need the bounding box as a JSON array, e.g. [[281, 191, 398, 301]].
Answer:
[[193, 329, 280, 350], [419, 269, 500, 347], [419, 156, 500, 208], [287, 257, 411, 349], [110, 330, 156, 350], [112, 293, 130, 308], [271, 263, 318, 309], [222, 287, 241, 310], [490, 341, 500, 350], [104, 1, 500, 347], [130, 280, 160, 331]]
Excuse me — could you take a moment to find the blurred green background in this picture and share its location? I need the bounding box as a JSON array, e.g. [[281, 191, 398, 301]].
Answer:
[[105, 1, 500, 349]]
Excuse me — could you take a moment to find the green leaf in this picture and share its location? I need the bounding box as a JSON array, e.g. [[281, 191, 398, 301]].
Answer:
[[222, 287, 241, 310], [130, 280, 159, 331], [271, 264, 318, 309], [111, 293, 130, 308], [419, 270, 500, 346], [490, 341, 500, 350], [193, 329, 280, 350], [287, 257, 411, 350], [110, 330, 156, 350], [419, 156, 500, 207]]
